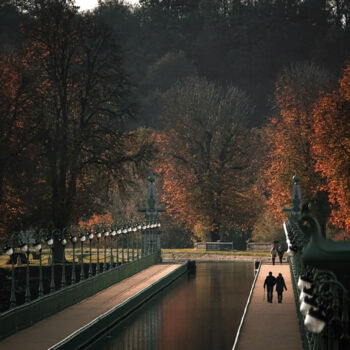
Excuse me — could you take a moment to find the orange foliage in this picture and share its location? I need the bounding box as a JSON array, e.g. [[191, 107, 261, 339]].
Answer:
[[311, 62, 350, 230], [79, 212, 113, 230], [263, 64, 330, 221]]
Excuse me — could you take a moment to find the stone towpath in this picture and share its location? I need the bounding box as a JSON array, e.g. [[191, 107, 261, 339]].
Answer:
[[235, 263, 303, 350], [0, 264, 181, 350]]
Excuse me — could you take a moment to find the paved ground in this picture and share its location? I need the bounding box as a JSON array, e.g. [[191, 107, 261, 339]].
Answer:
[[235, 263, 303, 350], [0, 264, 181, 350]]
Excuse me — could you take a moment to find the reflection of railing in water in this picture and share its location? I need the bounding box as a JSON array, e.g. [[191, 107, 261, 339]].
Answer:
[[284, 176, 350, 350], [96, 300, 162, 350]]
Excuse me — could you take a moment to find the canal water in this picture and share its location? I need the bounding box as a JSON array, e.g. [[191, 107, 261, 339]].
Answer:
[[87, 261, 254, 350]]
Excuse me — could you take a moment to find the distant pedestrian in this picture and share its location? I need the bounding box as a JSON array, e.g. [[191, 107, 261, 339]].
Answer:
[[263, 271, 276, 303], [277, 245, 284, 264], [270, 246, 277, 265], [275, 273, 287, 303]]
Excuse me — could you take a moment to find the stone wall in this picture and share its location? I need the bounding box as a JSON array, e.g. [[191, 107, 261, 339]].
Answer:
[[246, 242, 272, 251]]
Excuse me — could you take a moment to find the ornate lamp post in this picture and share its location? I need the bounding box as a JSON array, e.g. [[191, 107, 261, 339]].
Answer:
[[60, 235, 67, 288], [137, 223, 142, 259], [79, 234, 86, 281], [127, 226, 133, 263], [110, 228, 116, 269], [147, 223, 151, 254], [132, 226, 137, 261], [122, 227, 127, 263], [46, 235, 55, 293], [96, 231, 102, 274], [141, 223, 147, 256], [116, 228, 122, 265], [4, 245, 16, 308], [20, 241, 31, 303], [88, 232, 94, 278], [70, 234, 77, 284], [34, 240, 43, 297], [103, 230, 109, 272]]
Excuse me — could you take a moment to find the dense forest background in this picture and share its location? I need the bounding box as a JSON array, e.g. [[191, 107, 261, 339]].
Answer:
[[1, 0, 350, 248]]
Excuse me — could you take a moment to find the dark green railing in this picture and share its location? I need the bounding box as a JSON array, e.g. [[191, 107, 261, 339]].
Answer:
[[0, 220, 162, 340], [284, 176, 350, 350]]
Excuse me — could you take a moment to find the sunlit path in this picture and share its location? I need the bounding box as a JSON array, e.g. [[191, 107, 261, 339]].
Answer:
[[0, 264, 181, 350], [235, 263, 303, 350]]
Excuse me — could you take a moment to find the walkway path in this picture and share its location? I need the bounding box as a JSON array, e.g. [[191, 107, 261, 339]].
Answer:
[[235, 263, 303, 350], [0, 264, 181, 350]]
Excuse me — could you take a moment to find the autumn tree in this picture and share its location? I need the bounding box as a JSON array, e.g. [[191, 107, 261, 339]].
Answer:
[[156, 77, 258, 241], [311, 62, 350, 234], [263, 62, 333, 233], [0, 54, 37, 235], [9, 0, 154, 260]]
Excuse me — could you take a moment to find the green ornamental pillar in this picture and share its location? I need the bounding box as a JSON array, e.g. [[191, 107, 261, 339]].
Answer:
[[138, 175, 165, 258]]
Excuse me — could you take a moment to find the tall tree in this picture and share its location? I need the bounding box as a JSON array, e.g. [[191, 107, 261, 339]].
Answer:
[[312, 62, 350, 233], [263, 62, 333, 229], [13, 0, 153, 259], [156, 77, 258, 241]]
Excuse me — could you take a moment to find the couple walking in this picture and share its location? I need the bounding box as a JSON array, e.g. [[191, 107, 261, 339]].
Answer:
[[270, 245, 284, 265], [263, 272, 287, 303]]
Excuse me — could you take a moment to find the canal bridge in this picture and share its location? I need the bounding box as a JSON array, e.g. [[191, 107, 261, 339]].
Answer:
[[234, 176, 350, 350], [0, 176, 349, 349]]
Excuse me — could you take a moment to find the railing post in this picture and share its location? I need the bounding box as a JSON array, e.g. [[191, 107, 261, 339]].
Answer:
[[37, 245, 43, 297], [127, 228, 130, 263], [70, 235, 77, 284], [96, 232, 101, 274], [46, 234, 55, 293], [103, 232, 106, 272], [110, 230, 114, 269], [116, 229, 120, 265], [122, 228, 126, 263], [4, 244, 16, 308], [132, 227, 136, 261], [88, 232, 94, 278], [60, 232, 67, 289], [20, 241, 31, 303], [80, 234, 86, 281]]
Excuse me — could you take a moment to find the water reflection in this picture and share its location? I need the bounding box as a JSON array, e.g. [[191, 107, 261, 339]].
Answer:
[[88, 262, 253, 350]]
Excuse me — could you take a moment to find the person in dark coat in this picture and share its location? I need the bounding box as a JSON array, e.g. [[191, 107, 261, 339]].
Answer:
[[263, 271, 276, 303], [275, 273, 287, 303], [270, 246, 277, 265], [277, 245, 284, 264]]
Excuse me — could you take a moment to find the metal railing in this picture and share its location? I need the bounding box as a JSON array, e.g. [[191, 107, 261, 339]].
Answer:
[[283, 176, 350, 350], [0, 220, 161, 313]]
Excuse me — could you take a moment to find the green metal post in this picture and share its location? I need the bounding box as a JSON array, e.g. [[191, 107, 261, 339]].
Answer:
[[80, 237, 85, 281], [103, 234, 107, 272], [25, 248, 31, 303], [9, 248, 16, 308], [60, 236, 67, 289], [122, 233, 125, 263], [132, 231, 135, 261], [71, 237, 77, 284], [116, 234, 119, 265], [50, 245, 55, 293], [138, 235, 140, 259], [96, 233, 101, 274], [110, 236, 113, 269], [38, 248, 43, 297], [88, 234, 93, 278], [127, 232, 130, 263]]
